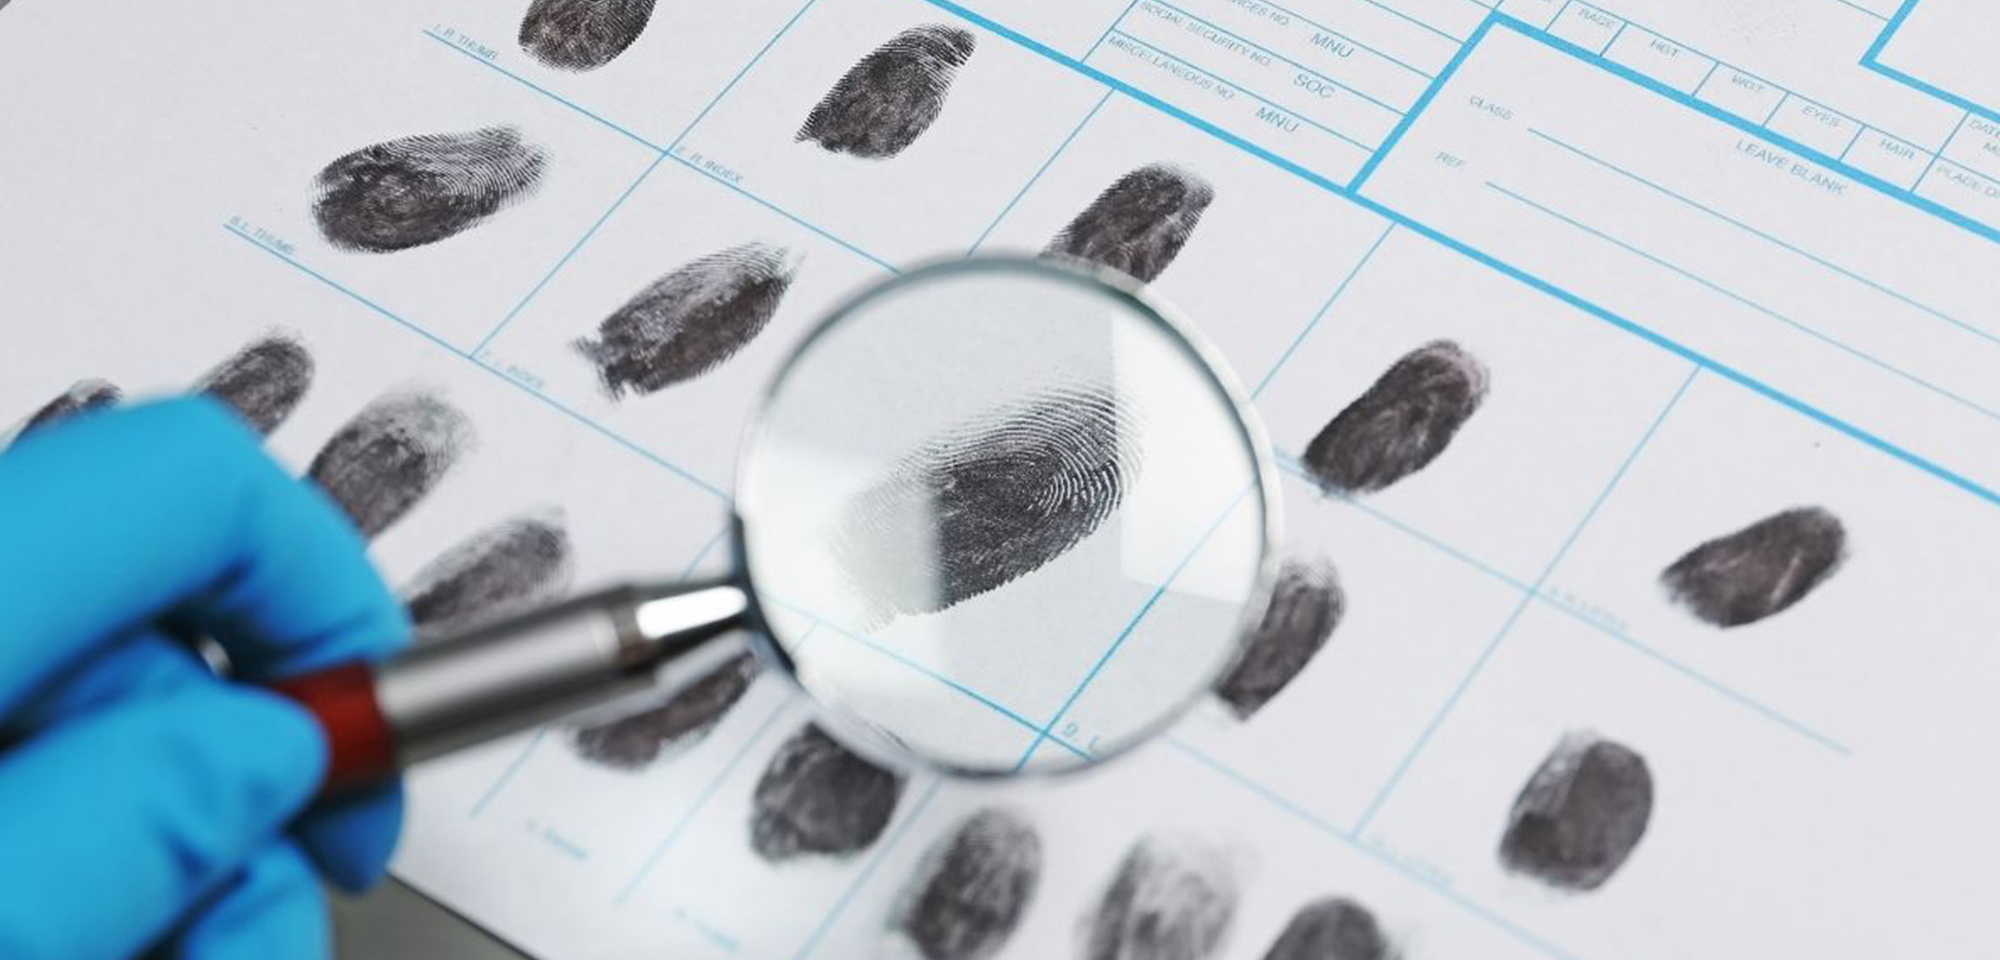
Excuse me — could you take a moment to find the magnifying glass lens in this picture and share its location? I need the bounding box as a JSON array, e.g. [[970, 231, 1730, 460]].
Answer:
[[738, 260, 1272, 776]]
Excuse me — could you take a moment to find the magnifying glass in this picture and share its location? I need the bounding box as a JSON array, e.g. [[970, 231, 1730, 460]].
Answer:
[[275, 255, 1280, 789]]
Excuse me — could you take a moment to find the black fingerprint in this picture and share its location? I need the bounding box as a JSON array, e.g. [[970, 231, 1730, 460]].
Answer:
[[312, 127, 547, 253], [749, 723, 904, 861], [1047, 164, 1215, 284], [518, 0, 657, 70], [1214, 555, 1343, 720], [572, 243, 798, 399], [1302, 341, 1488, 496], [19, 379, 119, 436], [307, 392, 473, 539], [196, 334, 314, 435], [1661, 507, 1845, 628], [1499, 733, 1652, 893], [832, 383, 1140, 622], [571, 652, 759, 769], [404, 514, 573, 641], [892, 808, 1042, 960], [797, 25, 976, 159], [1085, 835, 1238, 960], [1259, 898, 1397, 960]]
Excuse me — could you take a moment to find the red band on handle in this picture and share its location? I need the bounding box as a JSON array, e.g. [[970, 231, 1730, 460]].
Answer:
[[270, 662, 396, 795]]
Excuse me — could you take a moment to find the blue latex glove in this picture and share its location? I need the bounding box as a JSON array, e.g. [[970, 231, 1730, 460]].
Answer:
[[0, 397, 411, 960]]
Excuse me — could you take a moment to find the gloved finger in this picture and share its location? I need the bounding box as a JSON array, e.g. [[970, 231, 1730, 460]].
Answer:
[[0, 683, 321, 960], [163, 842, 330, 960], [0, 630, 207, 743], [0, 625, 407, 894], [294, 780, 404, 892], [0, 396, 408, 718]]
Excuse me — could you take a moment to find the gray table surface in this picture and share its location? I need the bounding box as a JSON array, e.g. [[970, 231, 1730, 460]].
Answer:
[[0, 0, 534, 954]]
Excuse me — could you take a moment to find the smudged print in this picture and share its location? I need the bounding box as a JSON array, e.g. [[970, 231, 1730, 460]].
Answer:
[[1662, 506, 1845, 628], [1302, 341, 1488, 496], [573, 243, 799, 398], [308, 391, 474, 539], [313, 127, 547, 253], [1213, 555, 1343, 720], [892, 808, 1042, 960], [1259, 898, 1398, 960], [798, 25, 976, 159], [518, 0, 657, 70], [1083, 835, 1238, 960], [1047, 164, 1215, 284], [571, 652, 759, 769], [404, 513, 573, 641], [18, 380, 119, 437], [1499, 733, 1653, 892], [750, 723, 904, 861], [196, 333, 314, 435], [832, 382, 1140, 623]]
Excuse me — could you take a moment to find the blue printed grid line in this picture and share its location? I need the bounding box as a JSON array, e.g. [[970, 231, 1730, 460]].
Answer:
[[614, 686, 804, 903], [474, 152, 668, 352], [1762, 91, 1790, 126], [420, 30, 667, 153], [790, 780, 945, 960], [1349, 14, 1495, 190], [666, 0, 822, 151], [966, 89, 1113, 255], [1486, 179, 2000, 427], [1012, 483, 1258, 771], [1859, 0, 2000, 123], [221, 223, 732, 500], [1533, 598, 1852, 753], [1524, 127, 1999, 349], [1139, 0, 1414, 115], [1348, 0, 1471, 43], [1494, 15, 1998, 244], [1104, 29, 1381, 153], [1224, 0, 1444, 79], [1917, 111, 1971, 186], [1251, 222, 1396, 398], [669, 154, 901, 274], [764, 598, 1093, 762], [1824, 0, 1888, 20], [1351, 364, 1699, 837], [1166, 738, 1587, 960], [1272, 456, 1534, 591], [1086, 0, 1144, 59], [1692, 58, 1720, 96]]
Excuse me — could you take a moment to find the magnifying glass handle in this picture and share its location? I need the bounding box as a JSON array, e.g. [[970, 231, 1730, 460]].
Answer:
[[268, 579, 749, 796]]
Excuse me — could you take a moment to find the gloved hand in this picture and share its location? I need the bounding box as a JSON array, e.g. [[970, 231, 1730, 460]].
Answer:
[[0, 397, 410, 960]]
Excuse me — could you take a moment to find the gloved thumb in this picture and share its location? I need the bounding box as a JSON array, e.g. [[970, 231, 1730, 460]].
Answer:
[[0, 677, 324, 960]]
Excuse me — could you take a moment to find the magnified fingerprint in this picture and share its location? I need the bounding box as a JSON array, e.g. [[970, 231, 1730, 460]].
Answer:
[[1047, 164, 1215, 284], [572, 651, 759, 769], [518, 0, 657, 70], [18, 379, 120, 436], [573, 242, 799, 398], [891, 808, 1042, 960], [1303, 341, 1488, 496], [404, 513, 573, 641], [196, 334, 313, 435], [1662, 506, 1845, 628], [1260, 898, 1397, 960], [308, 392, 473, 539], [1499, 733, 1652, 893], [750, 723, 904, 861], [312, 127, 547, 253], [1084, 834, 1238, 960], [832, 382, 1141, 622], [797, 25, 976, 159], [1213, 555, 1343, 720]]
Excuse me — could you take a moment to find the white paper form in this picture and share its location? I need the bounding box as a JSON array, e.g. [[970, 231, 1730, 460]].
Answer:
[[3, 0, 2000, 957]]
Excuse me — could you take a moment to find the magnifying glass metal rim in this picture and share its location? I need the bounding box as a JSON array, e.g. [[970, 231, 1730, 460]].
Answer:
[[727, 252, 1285, 780]]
